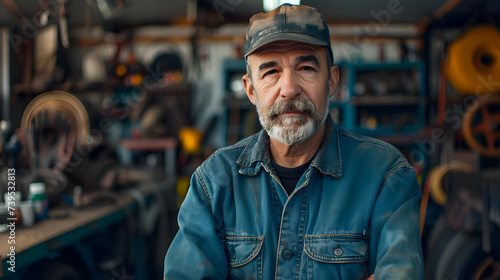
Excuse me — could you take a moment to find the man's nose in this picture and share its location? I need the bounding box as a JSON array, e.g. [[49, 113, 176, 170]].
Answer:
[[279, 70, 301, 99]]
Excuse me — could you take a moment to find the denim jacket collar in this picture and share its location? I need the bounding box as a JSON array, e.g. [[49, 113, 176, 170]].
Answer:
[[237, 116, 342, 178]]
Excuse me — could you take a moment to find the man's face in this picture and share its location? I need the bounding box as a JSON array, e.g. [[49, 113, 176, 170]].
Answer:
[[242, 41, 339, 146]]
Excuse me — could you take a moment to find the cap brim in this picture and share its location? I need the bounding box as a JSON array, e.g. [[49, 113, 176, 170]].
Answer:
[[245, 33, 328, 57]]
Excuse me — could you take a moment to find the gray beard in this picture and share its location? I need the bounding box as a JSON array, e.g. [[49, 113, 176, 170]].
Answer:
[[256, 94, 329, 146]]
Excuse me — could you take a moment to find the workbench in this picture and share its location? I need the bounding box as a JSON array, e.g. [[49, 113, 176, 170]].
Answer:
[[0, 181, 173, 280]]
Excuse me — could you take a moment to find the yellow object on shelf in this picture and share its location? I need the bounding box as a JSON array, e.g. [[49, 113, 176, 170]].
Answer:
[[178, 127, 203, 154]]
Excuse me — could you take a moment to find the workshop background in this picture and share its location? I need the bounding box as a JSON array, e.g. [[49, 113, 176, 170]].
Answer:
[[0, 0, 499, 279]]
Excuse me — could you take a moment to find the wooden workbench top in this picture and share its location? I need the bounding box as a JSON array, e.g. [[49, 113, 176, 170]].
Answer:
[[0, 193, 133, 258]]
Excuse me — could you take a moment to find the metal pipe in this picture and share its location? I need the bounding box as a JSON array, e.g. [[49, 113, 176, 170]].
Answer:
[[0, 28, 10, 123]]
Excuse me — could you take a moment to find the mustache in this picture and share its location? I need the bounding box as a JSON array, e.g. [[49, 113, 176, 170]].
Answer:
[[267, 98, 315, 119]]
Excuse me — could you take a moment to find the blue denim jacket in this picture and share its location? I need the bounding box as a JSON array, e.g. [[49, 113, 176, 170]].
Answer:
[[164, 117, 423, 280]]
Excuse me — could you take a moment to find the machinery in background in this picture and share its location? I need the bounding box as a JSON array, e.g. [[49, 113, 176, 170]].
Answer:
[[421, 22, 500, 280]]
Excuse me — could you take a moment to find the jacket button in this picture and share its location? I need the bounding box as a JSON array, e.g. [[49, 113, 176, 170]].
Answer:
[[282, 249, 293, 260], [334, 248, 343, 256]]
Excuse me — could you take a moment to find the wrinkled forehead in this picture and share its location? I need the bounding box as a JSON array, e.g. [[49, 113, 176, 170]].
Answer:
[[247, 41, 326, 68]]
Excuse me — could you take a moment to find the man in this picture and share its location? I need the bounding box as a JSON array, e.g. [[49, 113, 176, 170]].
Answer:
[[164, 4, 423, 280]]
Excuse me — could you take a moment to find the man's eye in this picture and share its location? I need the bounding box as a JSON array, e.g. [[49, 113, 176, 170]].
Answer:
[[301, 66, 314, 71], [264, 69, 278, 77]]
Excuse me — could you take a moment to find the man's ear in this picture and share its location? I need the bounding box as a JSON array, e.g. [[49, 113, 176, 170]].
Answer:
[[328, 65, 340, 98], [242, 74, 257, 105]]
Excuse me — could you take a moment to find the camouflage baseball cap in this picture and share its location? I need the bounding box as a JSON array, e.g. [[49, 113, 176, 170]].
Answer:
[[245, 4, 333, 64]]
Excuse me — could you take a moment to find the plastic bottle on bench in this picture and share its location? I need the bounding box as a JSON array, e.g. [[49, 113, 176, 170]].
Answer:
[[29, 182, 49, 221]]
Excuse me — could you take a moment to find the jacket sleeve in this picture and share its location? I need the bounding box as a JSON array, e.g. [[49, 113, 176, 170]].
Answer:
[[164, 169, 228, 279], [369, 163, 424, 280]]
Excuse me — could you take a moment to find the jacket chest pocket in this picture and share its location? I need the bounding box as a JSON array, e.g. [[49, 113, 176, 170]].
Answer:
[[304, 234, 369, 280], [223, 236, 264, 280]]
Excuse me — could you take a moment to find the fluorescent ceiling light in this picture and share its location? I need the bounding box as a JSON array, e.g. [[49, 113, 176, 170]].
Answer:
[[263, 0, 301, 12]]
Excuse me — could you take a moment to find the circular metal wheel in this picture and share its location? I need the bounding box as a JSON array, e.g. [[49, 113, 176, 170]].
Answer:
[[462, 96, 500, 158], [447, 25, 500, 95]]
